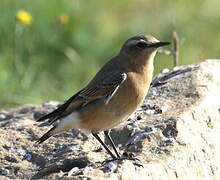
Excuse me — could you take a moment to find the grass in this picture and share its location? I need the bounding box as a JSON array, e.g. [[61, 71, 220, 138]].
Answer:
[[0, 0, 220, 108]]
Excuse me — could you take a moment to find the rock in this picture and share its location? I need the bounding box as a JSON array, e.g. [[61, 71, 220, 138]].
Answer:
[[0, 114, 7, 120], [0, 60, 220, 179], [0, 168, 10, 176]]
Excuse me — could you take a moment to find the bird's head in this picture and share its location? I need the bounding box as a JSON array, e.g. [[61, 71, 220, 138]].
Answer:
[[120, 34, 170, 58]]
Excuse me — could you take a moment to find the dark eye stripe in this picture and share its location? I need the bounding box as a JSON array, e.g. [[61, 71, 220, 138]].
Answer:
[[136, 41, 148, 49]]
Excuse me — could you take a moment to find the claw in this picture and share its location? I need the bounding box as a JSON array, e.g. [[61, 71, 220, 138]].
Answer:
[[102, 154, 143, 167]]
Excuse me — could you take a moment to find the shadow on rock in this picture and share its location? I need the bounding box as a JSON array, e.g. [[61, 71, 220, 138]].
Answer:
[[31, 157, 90, 180]]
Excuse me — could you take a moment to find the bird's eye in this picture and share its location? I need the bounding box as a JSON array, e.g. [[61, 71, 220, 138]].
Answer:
[[136, 42, 147, 49]]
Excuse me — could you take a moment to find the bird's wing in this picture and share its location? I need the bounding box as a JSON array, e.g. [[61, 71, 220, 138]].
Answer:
[[79, 71, 127, 105], [37, 71, 127, 124], [36, 90, 83, 122]]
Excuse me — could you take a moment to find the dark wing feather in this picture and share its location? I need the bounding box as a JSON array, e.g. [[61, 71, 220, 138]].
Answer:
[[37, 90, 83, 122], [79, 71, 127, 104], [35, 126, 56, 144], [37, 71, 127, 124]]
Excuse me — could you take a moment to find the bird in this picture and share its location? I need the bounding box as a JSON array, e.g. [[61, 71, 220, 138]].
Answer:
[[36, 34, 170, 160]]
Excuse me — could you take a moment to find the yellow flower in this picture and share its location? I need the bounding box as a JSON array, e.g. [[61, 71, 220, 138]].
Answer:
[[58, 14, 69, 24], [16, 10, 33, 25]]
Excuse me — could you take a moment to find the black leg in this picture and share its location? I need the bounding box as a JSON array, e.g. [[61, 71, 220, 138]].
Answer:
[[104, 130, 120, 158], [92, 131, 143, 167], [92, 131, 116, 159]]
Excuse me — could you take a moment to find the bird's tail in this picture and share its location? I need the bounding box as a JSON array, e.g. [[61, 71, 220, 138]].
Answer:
[[36, 126, 56, 144], [36, 112, 80, 145]]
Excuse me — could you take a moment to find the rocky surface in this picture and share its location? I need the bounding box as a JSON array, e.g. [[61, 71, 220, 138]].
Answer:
[[0, 60, 220, 180]]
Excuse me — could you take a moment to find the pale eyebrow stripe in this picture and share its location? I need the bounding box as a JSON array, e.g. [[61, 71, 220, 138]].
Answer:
[[139, 39, 147, 43]]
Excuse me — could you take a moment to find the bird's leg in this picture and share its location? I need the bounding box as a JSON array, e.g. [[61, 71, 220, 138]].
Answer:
[[92, 131, 142, 167], [104, 130, 120, 158], [92, 131, 117, 160], [103, 130, 143, 167]]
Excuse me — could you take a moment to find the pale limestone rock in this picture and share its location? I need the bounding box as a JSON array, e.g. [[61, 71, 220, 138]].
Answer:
[[0, 60, 220, 179]]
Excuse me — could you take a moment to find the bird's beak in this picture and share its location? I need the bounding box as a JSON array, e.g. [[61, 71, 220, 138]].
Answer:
[[149, 42, 170, 48]]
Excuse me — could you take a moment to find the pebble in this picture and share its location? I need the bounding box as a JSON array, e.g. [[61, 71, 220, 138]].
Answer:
[[19, 108, 30, 114], [103, 162, 118, 173], [0, 114, 6, 120], [161, 104, 169, 112], [162, 68, 170, 73], [145, 109, 155, 115], [10, 147, 32, 161], [68, 167, 79, 176], [42, 101, 58, 107], [163, 136, 175, 142], [25, 153, 32, 161], [151, 89, 158, 96], [69, 145, 81, 151], [83, 166, 93, 174], [173, 66, 181, 71], [125, 128, 156, 147], [0, 167, 9, 176]]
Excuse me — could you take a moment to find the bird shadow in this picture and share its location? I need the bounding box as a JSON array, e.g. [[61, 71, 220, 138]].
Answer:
[[31, 157, 90, 180]]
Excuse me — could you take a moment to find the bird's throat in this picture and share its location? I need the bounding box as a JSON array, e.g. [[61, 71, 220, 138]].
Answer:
[[129, 51, 156, 75]]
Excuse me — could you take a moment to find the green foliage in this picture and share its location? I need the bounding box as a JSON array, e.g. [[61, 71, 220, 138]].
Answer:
[[0, 0, 220, 108]]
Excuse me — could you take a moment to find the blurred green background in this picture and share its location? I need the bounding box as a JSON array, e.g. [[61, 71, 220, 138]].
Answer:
[[0, 0, 220, 108]]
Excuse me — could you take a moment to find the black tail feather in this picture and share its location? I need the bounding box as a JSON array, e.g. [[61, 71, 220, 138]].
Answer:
[[37, 91, 82, 122], [37, 113, 55, 122], [36, 126, 56, 144]]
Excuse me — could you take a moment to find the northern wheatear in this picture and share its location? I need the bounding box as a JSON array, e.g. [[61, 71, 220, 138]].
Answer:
[[36, 34, 170, 160]]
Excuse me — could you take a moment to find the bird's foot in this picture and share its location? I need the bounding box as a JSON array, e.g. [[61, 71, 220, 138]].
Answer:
[[102, 152, 143, 167]]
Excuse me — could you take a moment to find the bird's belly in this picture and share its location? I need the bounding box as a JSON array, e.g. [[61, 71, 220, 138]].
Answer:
[[78, 100, 130, 131], [78, 86, 147, 131]]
